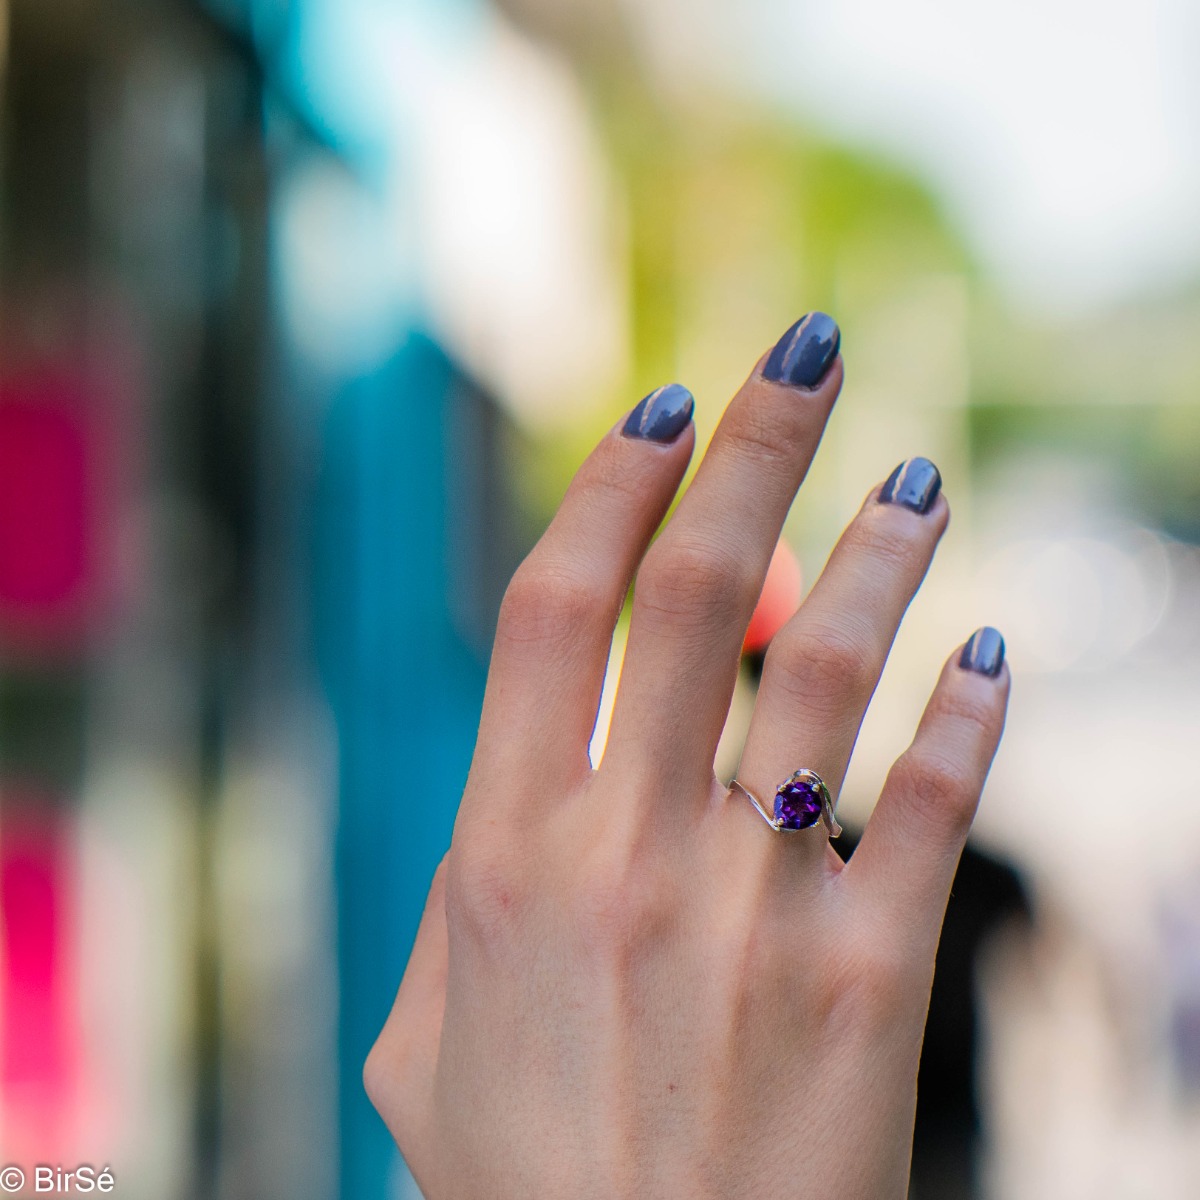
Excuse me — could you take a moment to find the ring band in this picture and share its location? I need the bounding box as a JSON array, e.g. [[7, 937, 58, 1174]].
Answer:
[[729, 769, 842, 838]]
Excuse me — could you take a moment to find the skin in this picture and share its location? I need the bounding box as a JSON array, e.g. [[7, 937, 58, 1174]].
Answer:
[[365, 338, 1010, 1198]]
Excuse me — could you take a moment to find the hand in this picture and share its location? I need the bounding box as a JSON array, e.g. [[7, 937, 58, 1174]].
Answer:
[[365, 313, 1010, 1199]]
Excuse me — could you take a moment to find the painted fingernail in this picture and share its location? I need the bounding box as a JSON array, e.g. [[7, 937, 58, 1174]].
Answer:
[[762, 312, 840, 389], [960, 627, 1005, 678], [878, 457, 942, 515], [622, 383, 695, 443]]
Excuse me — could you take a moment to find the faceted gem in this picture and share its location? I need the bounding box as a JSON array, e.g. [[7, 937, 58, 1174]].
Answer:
[[773, 774, 824, 830]]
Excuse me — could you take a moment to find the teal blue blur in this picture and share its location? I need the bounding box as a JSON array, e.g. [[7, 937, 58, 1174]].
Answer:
[[314, 336, 486, 1197], [235, 0, 495, 1193]]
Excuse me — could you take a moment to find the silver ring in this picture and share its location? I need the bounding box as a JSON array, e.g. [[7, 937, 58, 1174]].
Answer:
[[729, 769, 842, 838]]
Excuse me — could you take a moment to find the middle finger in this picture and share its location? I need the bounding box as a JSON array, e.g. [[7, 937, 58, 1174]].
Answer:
[[603, 312, 842, 793]]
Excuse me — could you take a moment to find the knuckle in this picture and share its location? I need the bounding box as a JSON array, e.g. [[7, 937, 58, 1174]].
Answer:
[[929, 687, 1000, 742], [445, 839, 527, 945], [636, 536, 753, 628], [581, 437, 655, 505], [840, 511, 926, 573], [569, 856, 673, 959], [573, 872, 637, 951], [496, 560, 608, 648], [766, 623, 876, 704], [721, 401, 798, 470], [891, 749, 978, 831]]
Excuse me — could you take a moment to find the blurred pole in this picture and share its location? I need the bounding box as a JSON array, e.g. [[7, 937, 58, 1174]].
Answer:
[[312, 333, 525, 1198]]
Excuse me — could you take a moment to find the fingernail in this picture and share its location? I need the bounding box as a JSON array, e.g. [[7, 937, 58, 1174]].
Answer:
[[622, 383, 695, 443], [762, 312, 840, 389], [878, 457, 942, 515], [960, 627, 1005, 678]]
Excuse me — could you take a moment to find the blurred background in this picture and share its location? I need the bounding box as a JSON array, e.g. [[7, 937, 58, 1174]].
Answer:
[[3, 0, 1200, 1197]]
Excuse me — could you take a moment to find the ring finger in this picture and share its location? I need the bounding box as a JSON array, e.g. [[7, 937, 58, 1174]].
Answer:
[[733, 457, 947, 857]]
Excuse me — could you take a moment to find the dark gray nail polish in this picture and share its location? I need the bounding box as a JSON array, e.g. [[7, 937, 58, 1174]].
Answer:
[[622, 383, 695, 443], [762, 312, 840, 388], [878, 457, 942, 515], [960, 627, 1005, 678]]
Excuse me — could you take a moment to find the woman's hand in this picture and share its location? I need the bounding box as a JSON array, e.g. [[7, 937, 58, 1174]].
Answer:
[[365, 313, 1009, 1199]]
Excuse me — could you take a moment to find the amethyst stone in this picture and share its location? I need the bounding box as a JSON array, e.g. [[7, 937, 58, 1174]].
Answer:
[[774, 773, 825, 830]]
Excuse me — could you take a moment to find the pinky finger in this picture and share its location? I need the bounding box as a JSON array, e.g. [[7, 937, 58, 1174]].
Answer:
[[846, 628, 1009, 934]]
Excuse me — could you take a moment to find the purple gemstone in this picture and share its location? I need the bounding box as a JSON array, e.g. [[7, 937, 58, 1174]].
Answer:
[[774, 775, 824, 830]]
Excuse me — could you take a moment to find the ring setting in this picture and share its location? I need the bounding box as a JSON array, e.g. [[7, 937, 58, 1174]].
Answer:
[[730, 769, 842, 838]]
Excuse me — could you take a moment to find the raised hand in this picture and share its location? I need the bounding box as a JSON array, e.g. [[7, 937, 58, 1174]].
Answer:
[[366, 314, 1008, 1200]]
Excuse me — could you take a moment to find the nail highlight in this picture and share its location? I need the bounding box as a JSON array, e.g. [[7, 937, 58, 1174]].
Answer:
[[878, 457, 942, 515], [960, 627, 1005, 678], [762, 312, 841, 389], [622, 383, 695, 443]]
